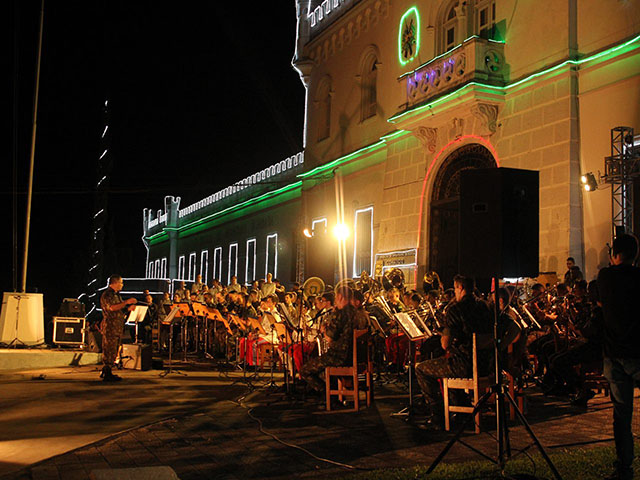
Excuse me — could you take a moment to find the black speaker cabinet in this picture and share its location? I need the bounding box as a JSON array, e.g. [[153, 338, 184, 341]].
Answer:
[[53, 317, 86, 346], [459, 168, 539, 279], [119, 343, 152, 371]]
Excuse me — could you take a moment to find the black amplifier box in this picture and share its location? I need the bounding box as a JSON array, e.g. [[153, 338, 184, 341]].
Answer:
[[53, 317, 86, 346]]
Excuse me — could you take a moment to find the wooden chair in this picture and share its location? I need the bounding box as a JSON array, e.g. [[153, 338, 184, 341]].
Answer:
[[325, 329, 374, 412], [442, 333, 492, 433]]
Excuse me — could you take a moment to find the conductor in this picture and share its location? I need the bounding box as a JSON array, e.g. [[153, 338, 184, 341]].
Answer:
[[99, 275, 137, 382]]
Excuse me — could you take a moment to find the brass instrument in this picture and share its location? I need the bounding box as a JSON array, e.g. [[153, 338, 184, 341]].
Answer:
[[382, 268, 405, 291], [302, 276, 325, 299], [334, 277, 357, 294], [422, 270, 442, 293]]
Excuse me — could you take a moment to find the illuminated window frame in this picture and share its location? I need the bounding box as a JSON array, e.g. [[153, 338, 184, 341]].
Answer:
[[265, 233, 278, 278], [245, 238, 257, 284], [200, 250, 209, 284], [154, 259, 160, 279], [312, 217, 327, 236], [148, 261, 154, 279], [353, 206, 374, 277], [178, 255, 186, 280], [161, 258, 167, 278], [188, 252, 196, 281], [228, 243, 238, 284], [213, 247, 222, 282]]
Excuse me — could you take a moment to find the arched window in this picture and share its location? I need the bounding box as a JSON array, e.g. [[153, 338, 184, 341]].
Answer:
[[443, 3, 458, 53], [315, 78, 331, 142], [361, 54, 378, 121]]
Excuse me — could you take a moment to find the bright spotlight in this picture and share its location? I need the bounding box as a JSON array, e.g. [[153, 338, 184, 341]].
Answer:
[[303, 228, 312, 238], [332, 223, 349, 240], [580, 172, 598, 192]]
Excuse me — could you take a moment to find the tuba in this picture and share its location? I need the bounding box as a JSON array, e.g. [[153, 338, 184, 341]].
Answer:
[[302, 276, 325, 299], [382, 268, 405, 291]]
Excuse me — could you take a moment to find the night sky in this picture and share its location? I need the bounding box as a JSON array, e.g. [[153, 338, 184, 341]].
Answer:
[[5, 1, 306, 315]]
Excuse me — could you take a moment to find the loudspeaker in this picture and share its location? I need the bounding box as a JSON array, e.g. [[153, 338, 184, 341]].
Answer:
[[119, 343, 152, 371], [459, 167, 539, 279], [53, 316, 86, 346]]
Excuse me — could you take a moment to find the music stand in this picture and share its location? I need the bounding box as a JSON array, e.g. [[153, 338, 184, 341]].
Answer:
[[390, 311, 429, 420], [160, 307, 186, 377], [126, 305, 148, 344]]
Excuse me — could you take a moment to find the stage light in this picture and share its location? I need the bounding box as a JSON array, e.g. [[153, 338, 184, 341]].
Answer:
[[333, 223, 349, 240], [303, 228, 312, 238], [580, 172, 598, 192]]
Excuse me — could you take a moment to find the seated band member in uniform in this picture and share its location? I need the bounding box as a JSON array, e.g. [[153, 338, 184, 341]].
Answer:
[[301, 286, 356, 393], [415, 274, 492, 429]]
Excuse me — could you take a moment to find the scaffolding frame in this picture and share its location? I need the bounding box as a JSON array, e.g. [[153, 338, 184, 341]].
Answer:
[[603, 126, 640, 239]]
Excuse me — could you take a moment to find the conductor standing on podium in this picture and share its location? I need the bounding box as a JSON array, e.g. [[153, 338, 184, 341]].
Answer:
[[100, 275, 137, 382]]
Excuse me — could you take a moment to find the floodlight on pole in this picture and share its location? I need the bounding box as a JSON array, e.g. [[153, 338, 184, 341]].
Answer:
[[332, 223, 349, 240]]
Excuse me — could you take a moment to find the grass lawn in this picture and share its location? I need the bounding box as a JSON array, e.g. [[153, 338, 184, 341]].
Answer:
[[344, 442, 640, 479]]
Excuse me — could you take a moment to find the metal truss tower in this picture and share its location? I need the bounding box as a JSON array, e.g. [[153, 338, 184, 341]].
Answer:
[[603, 126, 640, 238]]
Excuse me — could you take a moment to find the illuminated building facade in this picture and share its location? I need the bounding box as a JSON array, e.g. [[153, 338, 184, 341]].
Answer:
[[143, 0, 640, 288]]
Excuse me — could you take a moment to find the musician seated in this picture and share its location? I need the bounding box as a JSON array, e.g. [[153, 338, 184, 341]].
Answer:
[[547, 280, 604, 405], [300, 286, 356, 393], [352, 290, 370, 330], [415, 275, 493, 430], [385, 288, 409, 369], [495, 288, 524, 375]]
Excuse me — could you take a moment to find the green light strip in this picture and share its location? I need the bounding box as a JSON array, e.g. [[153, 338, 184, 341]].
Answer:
[[390, 33, 640, 124], [297, 129, 411, 180], [146, 180, 303, 241]]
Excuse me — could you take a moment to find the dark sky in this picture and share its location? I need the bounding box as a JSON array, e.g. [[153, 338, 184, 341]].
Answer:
[[5, 1, 305, 314]]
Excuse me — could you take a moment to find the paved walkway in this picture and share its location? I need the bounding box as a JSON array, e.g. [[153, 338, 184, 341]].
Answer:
[[0, 361, 624, 480]]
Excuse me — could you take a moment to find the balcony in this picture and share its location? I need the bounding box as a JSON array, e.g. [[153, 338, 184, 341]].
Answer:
[[401, 36, 506, 109]]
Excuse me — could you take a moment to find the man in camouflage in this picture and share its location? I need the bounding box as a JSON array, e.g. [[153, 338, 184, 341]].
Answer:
[[415, 274, 492, 429], [100, 275, 137, 382], [301, 287, 355, 392]]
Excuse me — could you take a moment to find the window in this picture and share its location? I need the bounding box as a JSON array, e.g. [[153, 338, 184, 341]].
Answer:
[[266, 233, 278, 278], [178, 255, 186, 279], [353, 207, 373, 276], [443, 4, 458, 52], [188, 252, 196, 281], [476, 0, 495, 39], [154, 259, 160, 279], [316, 79, 331, 142], [245, 239, 256, 284], [228, 243, 238, 284], [361, 55, 377, 121], [148, 261, 154, 279], [161, 258, 167, 278], [312, 217, 327, 236], [213, 247, 222, 282], [200, 250, 209, 283]]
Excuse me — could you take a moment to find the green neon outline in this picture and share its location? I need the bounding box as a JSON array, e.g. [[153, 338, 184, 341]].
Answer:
[[297, 130, 411, 180], [391, 33, 640, 124], [398, 7, 420, 66]]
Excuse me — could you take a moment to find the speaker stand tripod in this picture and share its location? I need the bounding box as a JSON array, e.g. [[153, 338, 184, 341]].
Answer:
[[426, 277, 562, 480]]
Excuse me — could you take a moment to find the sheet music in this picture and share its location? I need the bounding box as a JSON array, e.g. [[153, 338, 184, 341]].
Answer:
[[394, 312, 425, 340], [126, 305, 148, 325]]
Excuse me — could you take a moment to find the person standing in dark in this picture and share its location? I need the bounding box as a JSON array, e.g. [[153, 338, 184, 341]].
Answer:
[[100, 275, 137, 382], [598, 234, 640, 480], [564, 257, 584, 289]]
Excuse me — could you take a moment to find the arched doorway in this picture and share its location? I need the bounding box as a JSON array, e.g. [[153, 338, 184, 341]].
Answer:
[[429, 144, 496, 288]]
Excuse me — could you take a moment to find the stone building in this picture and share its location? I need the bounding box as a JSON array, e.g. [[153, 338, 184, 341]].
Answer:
[[143, 0, 640, 288]]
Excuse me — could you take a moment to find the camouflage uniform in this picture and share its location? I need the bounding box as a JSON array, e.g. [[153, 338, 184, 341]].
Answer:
[[415, 294, 492, 407], [100, 287, 127, 367], [301, 305, 355, 392]]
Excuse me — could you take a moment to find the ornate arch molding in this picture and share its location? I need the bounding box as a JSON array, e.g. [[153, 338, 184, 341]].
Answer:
[[431, 143, 497, 202]]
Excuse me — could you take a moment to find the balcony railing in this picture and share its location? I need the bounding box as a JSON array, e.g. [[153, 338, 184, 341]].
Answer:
[[401, 36, 506, 108]]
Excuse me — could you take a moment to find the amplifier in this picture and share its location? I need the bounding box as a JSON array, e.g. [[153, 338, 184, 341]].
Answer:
[[119, 343, 152, 371], [53, 317, 86, 346]]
